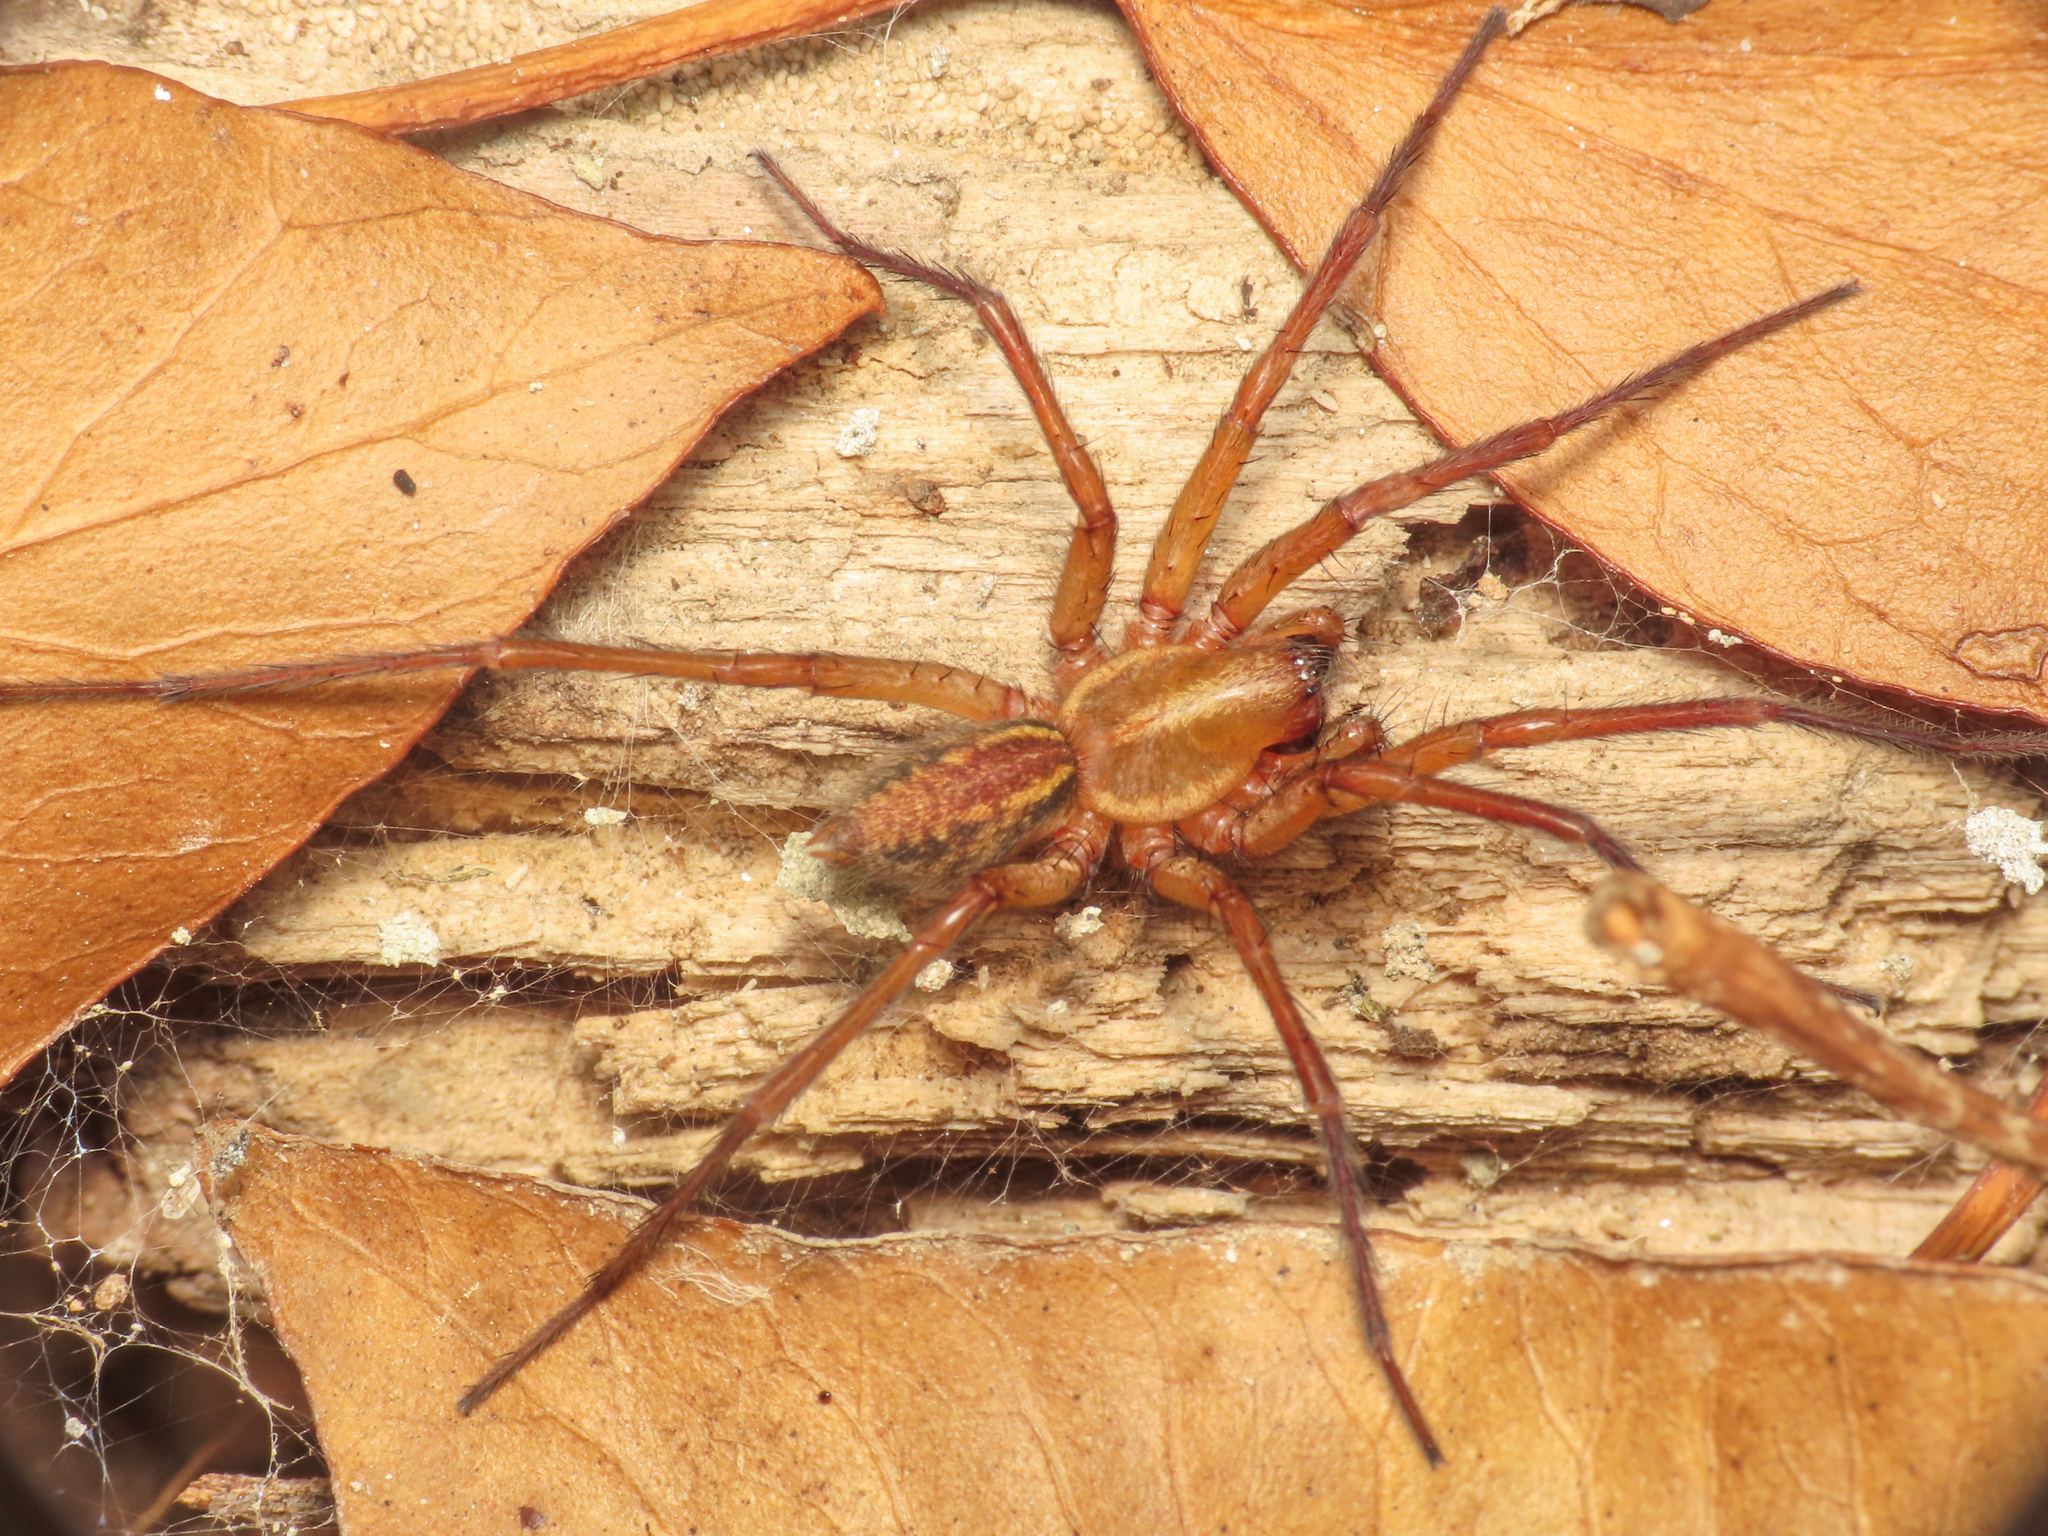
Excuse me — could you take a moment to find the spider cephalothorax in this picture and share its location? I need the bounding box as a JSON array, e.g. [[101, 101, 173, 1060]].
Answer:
[[24, 8, 2041, 1464]]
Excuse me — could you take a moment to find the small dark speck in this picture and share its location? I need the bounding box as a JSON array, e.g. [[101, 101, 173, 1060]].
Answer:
[[338, 370, 350, 386], [271, 345, 290, 368], [816, 1389, 832, 1404], [285, 402, 302, 419], [393, 469, 418, 496], [517, 1507, 548, 1531]]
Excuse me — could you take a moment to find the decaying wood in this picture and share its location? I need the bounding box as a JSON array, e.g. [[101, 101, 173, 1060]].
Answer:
[[13, 0, 2048, 1324], [174, 1473, 338, 1536]]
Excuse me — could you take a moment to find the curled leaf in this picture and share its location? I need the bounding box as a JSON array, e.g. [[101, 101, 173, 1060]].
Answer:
[[288, 0, 898, 134]]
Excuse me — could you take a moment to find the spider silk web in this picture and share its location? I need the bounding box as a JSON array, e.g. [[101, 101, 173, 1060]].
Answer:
[[7, 0, 2048, 1526], [8, 502, 2044, 1533]]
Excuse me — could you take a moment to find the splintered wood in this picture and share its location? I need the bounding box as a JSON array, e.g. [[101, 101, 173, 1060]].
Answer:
[[20, 0, 2048, 1306], [8, 0, 2048, 1528]]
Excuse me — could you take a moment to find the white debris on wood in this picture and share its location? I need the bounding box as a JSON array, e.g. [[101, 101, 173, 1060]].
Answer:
[[834, 407, 881, 457], [377, 909, 443, 966], [1053, 905, 1104, 945], [1461, 1149, 1504, 1190], [1965, 806, 2048, 894], [583, 805, 629, 826], [1380, 918, 1438, 981], [777, 831, 911, 941], [914, 959, 956, 993], [160, 1163, 202, 1219]]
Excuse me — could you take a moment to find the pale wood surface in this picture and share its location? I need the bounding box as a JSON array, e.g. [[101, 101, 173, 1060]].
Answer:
[[13, 0, 2048, 1315]]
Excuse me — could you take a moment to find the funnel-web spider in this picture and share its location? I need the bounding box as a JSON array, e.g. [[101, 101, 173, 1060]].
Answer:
[[24, 9, 2048, 1463]]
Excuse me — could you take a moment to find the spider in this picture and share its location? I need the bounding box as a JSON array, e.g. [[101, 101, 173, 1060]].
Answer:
[[17, 9, 2043, 1466]]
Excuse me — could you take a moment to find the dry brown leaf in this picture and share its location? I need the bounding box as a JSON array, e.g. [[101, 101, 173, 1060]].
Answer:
[[13, 4, 2048, 1527], [287, 0, 897, 133], [23, 0, 2048, 1336], [1125, 0, 2048, 720], [0, 62, 878, 1078], [205, 1123, 2048, 1535]]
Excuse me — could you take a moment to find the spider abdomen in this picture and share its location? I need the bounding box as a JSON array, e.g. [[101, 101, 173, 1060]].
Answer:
[[805, 720, 1079, 897], [1057, 641, 1329, 824]]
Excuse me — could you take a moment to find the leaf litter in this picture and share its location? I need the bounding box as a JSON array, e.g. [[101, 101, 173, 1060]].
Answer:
[[6, 1, 2048, 1528], [207, 1123, 2048, 1535], [1125, 0, 2048, 721], [0, 61, 877, 1074]]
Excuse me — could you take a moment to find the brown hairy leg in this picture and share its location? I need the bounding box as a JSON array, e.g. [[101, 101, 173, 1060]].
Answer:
[[753, 152, 1119, 690], [1126, 825, 1446, 1466], [458, 807, 1112, 1415], [0, 637, 1043, 720], [1124, 7, 1509, 650], [1186, 282, 1860, 648]]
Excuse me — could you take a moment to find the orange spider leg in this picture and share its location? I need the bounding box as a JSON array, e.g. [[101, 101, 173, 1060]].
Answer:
[[1913, 1072, 2048, 1263], [1126, 7, 1508, 651], [754, 154, 1117, 691], [1124, 823, 1443, 1465], [1185, 281, 1862, 649], [1379, 697, 2048, 774], [0, 637, 1042, 722], [1224, 758, 1644, 872], [458, 807, 1112, 1416]]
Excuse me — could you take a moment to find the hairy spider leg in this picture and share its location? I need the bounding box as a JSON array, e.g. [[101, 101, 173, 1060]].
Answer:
[[1127, 8, 1509, 651], [753, 152, 1118, 691], [456, 808, 1114, 1416], [1192, 697, 2048, 872], [1379, 697, 2048, 773], [1589, 874, 2048, 1171], [1186, 280, 1862, 648], [0, 637, 1046, 721], [1232, 758, 1644, 872], [754, 12, 1513, 670], [1124, 822, 1446, 1465], [1913, 1070, 2048, 1262]]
